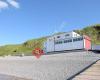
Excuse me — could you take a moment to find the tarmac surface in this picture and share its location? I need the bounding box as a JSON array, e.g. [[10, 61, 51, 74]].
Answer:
[[0, 51, 99, 80], [0, 74, 31, 80]]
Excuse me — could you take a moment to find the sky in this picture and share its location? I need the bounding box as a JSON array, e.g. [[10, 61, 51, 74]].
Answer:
[[0, 0, 100, 45]]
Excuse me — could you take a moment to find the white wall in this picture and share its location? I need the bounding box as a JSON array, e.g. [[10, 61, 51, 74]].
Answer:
[[55, 41, 73, 51], [44, 31, 83, 52], [55, 40, 84, 51], [54, 31, 79, 41], [72, 32, 80, 37], [46, 37, 55, 52], [72, 40, 84, 49]]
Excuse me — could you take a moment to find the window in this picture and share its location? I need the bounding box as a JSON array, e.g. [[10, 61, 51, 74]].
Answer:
[[64, 40, 68, 43], [57, 36, 60, 38], [64, 39, 72, 43], [73, 38, 78, 42], [69, 39, 72, 42], [59, 41, 62, 44], [77, 37, 83, 41], [65, 34, 70, 37], [55, 42, 59, 44], [80, 37, 83, 40], [55, 41, 63, 44], [73, 37, 83, 42]]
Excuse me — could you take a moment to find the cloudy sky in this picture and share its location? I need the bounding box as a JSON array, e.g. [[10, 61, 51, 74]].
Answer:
[[0, 0, 100, 45], [0, 0, 19, 10]]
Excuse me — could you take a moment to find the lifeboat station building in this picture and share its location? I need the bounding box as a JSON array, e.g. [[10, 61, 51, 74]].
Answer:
[[44, 31, 91, 53]]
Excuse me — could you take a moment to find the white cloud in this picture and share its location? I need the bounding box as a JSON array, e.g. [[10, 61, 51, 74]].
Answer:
[[7, 0, 20, 8], [0, 1, 8, 10], [0, 0, 20, 10]]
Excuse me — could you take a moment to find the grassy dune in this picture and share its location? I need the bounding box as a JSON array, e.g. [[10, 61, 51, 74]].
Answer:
[[0, 24, 99, 56], [0, 37, 46, 56]]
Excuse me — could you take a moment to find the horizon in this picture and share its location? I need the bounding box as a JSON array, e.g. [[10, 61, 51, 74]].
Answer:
[[0, 0, 100, 45]]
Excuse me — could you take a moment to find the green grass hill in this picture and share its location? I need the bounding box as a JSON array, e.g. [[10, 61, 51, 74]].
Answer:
[[75, 24, 100, 44], [0, 24, 100, 56]]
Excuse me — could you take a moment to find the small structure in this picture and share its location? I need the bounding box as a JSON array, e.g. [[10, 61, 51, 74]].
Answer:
[[44, 31, 91, 53], [92, 45, 100, 51]]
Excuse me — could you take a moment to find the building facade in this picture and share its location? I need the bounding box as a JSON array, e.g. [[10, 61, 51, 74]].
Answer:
[[44, 31, 91, 53]]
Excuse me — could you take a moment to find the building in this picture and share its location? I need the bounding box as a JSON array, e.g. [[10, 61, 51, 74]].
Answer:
[[44, 31, 91, 53], [92, 45, 100, 51]]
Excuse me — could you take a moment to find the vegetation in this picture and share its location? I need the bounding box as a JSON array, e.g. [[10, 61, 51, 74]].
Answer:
[[0, 24, 99, 56], [75, 24, 100, 44], [0, 37, 46, 56]]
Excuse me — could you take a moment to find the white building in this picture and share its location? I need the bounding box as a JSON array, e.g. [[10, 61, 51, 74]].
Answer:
[[44, 31, 91, 53]]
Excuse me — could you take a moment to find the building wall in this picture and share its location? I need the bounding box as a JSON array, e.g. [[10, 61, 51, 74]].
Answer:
[[55, 39, 73, 51], [84, 39, 91, 50], [72, 32, 80, 37], [46, 37, 55, 52], [83, 35, 91, 50], [44, 32, 91, 52], [53, 31, 80, 41], [45, 37, 85, 52], [72, 39, 84, 50]]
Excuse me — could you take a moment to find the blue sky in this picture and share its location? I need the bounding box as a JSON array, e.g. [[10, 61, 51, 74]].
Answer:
[[0, 0, 100, 45]]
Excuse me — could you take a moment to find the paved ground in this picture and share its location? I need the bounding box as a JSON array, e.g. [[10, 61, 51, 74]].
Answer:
[[73, 60, 100, 80], [0, 51, 99, 80], [0, 74, 31, 80]]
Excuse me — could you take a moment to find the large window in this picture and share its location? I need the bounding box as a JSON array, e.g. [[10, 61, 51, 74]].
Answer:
[[55, 41, 63, 44], [55, 37, 83, 44], [73, 37, 83, 42], [55, 39, 73, 44], [64, 39, 72, 43], [65, 34, 70, 37]]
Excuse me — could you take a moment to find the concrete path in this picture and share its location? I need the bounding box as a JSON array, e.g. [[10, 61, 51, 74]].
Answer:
[[0, 52, 99, 80], [0, 74, 31, 80], [73, 60, 100, 80]]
